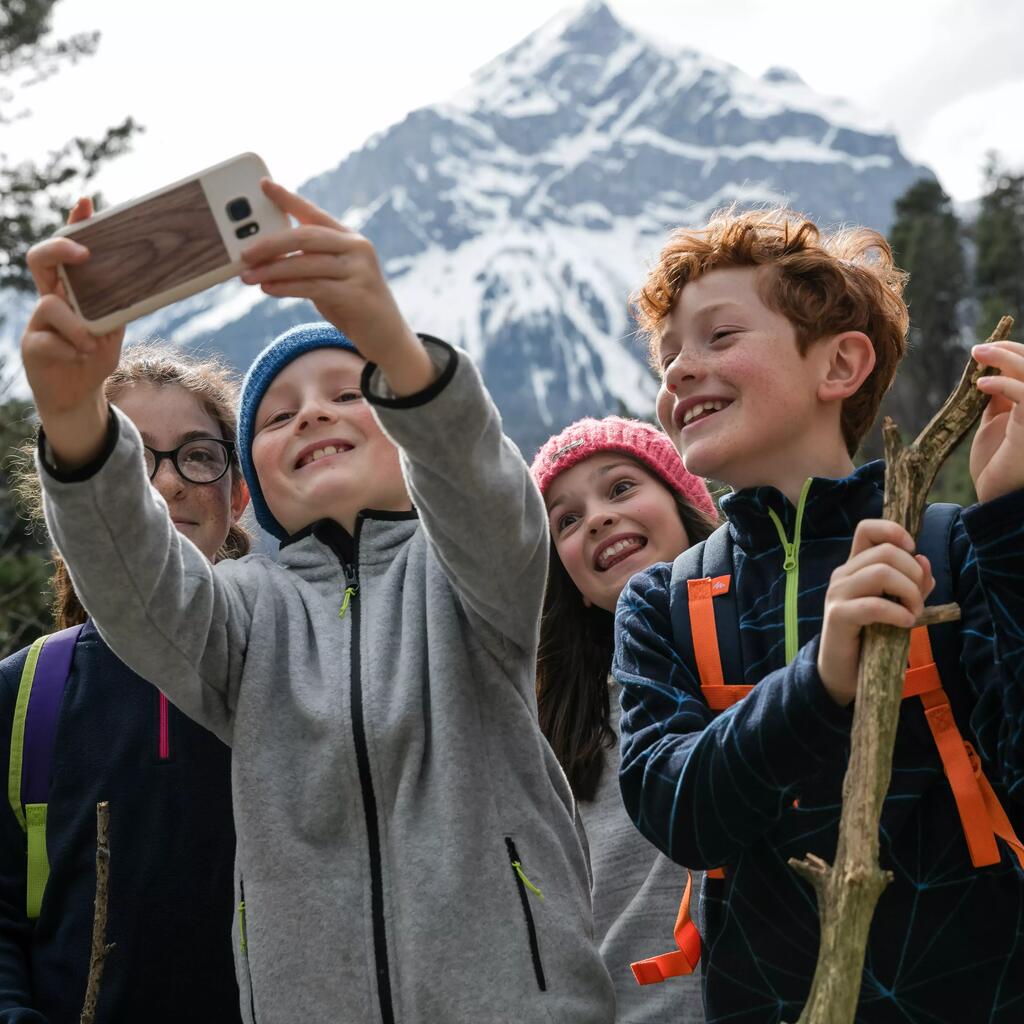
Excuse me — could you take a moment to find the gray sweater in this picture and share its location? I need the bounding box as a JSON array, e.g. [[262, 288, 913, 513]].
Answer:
[[40, 341, 615, 1024], [577, 681, 705, 1023]]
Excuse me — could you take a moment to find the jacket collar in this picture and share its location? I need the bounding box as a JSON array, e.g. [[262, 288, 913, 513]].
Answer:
[[281, 518, 357, 563], [278, 510, 420, 577], [721, 460, 886, 551]]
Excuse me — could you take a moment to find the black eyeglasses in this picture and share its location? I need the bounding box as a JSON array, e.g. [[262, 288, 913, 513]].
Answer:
[[143, 438, 235, 484]]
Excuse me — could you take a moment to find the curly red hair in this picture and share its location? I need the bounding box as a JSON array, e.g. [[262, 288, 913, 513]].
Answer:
[[632, 207, 909, 455]]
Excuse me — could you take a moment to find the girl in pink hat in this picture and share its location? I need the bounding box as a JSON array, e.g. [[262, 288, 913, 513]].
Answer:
[[531, 416, 717, 1024]]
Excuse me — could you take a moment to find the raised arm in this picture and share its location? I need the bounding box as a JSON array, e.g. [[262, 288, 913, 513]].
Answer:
[[35, 409, 250, 739], [22, 232, 249, 739], [365, 338, 548, 651], [238, 180, 547, 651], [963, 338, 1024, 796]]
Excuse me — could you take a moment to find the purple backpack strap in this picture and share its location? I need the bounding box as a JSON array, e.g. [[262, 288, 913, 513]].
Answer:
[[21, 623, 83, 808]]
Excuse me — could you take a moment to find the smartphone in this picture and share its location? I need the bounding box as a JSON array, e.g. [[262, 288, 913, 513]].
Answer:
[[55, 152, 290, 333]]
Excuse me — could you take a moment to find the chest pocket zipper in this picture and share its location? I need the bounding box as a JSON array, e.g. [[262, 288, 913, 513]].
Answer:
[[505, 837, 547, 991], [238, 879, 258, 1022]]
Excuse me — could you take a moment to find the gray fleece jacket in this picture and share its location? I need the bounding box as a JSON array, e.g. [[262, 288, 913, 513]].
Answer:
[[39, 340, 615, 1024]]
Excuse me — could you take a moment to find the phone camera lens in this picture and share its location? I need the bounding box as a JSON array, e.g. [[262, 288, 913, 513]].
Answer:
[[227, 197, 252, 221], [235, 222, 259, 239]]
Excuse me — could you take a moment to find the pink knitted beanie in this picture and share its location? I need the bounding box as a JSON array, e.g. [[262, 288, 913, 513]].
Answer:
[[530, 416, 716, 519]]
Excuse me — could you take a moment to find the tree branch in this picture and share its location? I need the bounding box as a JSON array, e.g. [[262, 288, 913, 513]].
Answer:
[[79, 801, 115, 1024], [785, 315, 1013, 1024], [914, 603, 960, 628]]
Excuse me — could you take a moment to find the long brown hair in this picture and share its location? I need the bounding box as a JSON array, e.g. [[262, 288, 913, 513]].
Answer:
[[14, 342, 251, 630], [536, 485, 716, 802]]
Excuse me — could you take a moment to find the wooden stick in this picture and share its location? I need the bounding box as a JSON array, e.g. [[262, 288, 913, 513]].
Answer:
[[914, 603, 960, 628], [785, 315, 1013, 1024], [80, 801, 115, 1024]]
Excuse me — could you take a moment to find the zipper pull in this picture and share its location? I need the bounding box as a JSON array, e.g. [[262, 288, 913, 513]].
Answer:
[[339, 561, 359, 618], [339, 585, 358, 619], [513, 861, 545, 900], [238, 899, 248, 952], [766, 508, 797, 571], [781, 544, 796, 572]]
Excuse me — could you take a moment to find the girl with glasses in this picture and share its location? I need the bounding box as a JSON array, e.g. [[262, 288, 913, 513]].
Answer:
[[143, 435, 236, 485]]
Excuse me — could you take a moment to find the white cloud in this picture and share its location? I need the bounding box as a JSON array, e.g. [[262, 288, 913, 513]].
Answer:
[[903, 79, 1024, 199], [3, 0, 1021, 204]]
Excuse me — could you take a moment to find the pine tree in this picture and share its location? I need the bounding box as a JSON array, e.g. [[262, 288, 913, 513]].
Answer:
[[974, 153, 1024, 338], [0, 0, 142, 291], [0, 1, 140, 653], [886, 177, 968, 434], [0, 353, 52, 657]]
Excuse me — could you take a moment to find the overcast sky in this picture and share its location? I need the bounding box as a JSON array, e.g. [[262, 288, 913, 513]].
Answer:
[[5, 0, 1023, 209]]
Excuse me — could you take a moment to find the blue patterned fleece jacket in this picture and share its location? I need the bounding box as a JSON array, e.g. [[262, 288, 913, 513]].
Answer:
[[614, 461, 1024, 1024]]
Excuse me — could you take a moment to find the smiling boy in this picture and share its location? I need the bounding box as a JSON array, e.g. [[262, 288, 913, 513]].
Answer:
[[615, 209, 1024, 1023], [24, 182, 616, 1024], [241, 343, 411, 534]]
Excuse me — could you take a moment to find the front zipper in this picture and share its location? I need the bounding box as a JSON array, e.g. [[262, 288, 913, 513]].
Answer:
[[339, 559, 359, 618], [505, 837, 547, 991], [345, 540, 396, 1024], [766, 477, 813, 663], [238, 878, 257, 1023]]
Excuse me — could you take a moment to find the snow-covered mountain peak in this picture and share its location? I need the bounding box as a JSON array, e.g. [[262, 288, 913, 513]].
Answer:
[[761, 65, 804, 85], [1, 1, 933, 463]]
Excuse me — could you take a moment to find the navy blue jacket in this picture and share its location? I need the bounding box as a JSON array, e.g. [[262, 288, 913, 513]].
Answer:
[[0, 620, 240, 1024], [615, 462, 1024, 1024]]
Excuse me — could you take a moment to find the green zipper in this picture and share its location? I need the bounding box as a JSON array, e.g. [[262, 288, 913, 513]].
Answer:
[[766, 478, 813, 663]]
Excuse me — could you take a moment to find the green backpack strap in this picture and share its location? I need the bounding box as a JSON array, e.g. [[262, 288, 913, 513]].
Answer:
[[7, 625, 82, 919]]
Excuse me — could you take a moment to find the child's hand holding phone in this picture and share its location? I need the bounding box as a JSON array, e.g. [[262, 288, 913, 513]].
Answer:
[[21, 197, 124, 468], [22, 165, 437, 470], [25, 152, 287, 469], [240, 180, 436, 397]]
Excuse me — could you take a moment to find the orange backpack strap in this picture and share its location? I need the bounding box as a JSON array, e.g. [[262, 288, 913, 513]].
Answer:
[[686, 575, 753, 709], [645, 530, 742, 983], [904, 627, 1024, 870], [631, 871, 702, 985]]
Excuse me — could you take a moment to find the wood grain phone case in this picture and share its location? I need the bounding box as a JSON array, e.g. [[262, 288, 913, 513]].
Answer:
[[55, 153, 289, 333]]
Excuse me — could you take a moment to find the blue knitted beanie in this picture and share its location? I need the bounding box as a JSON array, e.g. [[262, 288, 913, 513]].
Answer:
[[238, 321, 360, 540]]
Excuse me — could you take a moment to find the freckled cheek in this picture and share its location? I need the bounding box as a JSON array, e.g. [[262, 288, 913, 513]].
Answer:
[[721, 351, 766, 394], [196, 483, 232, 531]]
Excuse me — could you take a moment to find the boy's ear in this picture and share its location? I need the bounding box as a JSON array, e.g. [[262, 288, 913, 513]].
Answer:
[[817, 331, 876, 402]]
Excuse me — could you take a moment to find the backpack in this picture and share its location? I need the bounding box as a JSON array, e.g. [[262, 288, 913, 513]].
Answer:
[[6, 624, 84, 919], [631, 503, 1024, 985]]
